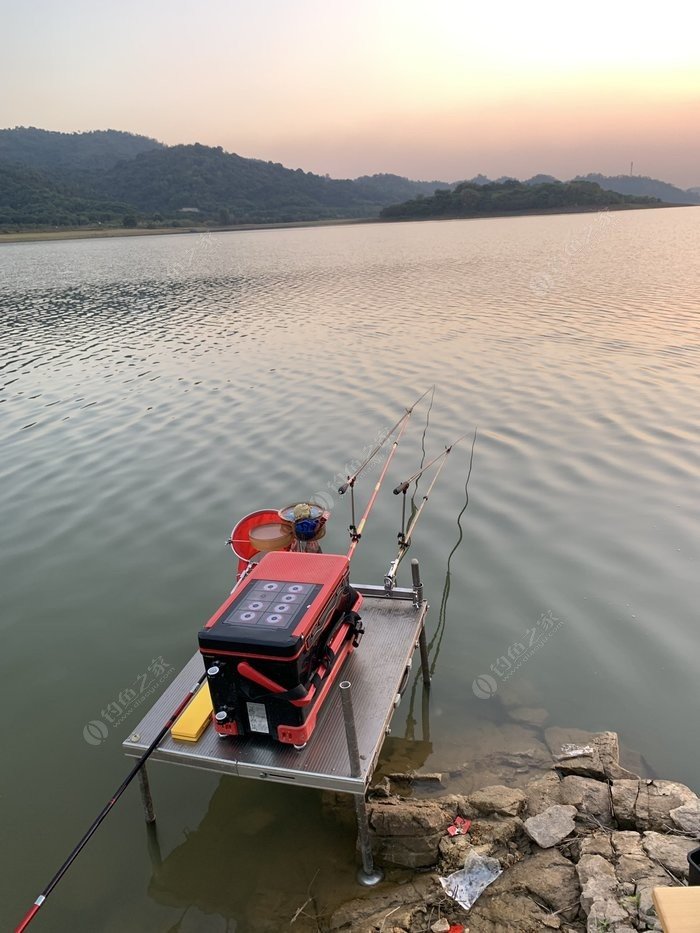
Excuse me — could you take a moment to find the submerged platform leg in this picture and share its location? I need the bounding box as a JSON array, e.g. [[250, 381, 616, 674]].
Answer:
[[412, 560, 431, 688], [340, 681, 384, 886], [418, 626, 431, 688], [353, 794, 383, 886], [138, 765, 156, 825], [145, 822, 163, 869]]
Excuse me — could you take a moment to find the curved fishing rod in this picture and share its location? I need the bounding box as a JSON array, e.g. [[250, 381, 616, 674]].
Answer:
[[384, 430, 472, 590], [338, 386, 434, 496], [338, 387, 434, 560], [15, 674, 207, 933]]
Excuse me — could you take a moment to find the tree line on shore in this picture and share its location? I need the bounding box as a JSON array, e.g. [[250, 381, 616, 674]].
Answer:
[[379, 179, 660, 220], [1, 126, 694, 232]]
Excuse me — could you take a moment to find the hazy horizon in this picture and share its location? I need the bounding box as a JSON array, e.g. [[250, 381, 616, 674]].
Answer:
[[2, 0, 699, 188]]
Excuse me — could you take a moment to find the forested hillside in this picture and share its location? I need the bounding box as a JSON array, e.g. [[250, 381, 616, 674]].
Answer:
[[380, 179, 660, 220], [0, 128, 448, 229]]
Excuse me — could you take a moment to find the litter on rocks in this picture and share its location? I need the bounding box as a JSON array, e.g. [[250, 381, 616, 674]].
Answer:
[[556, 743, 595, 759], [447, 816, 471, 836], [438, 850, 502, 910]]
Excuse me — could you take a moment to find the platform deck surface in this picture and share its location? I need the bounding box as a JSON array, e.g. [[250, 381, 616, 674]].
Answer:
[[123, 593, 428, 793]]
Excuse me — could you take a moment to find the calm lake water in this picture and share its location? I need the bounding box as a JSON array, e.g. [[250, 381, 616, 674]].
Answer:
[[1, 208, 699, 931]]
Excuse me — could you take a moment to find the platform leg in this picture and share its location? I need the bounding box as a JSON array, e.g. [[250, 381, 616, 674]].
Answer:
[[353, 793, 384, 886], [138, 765, 156, 825], [418, 625, 431, 688], [145, 822, 163, 869], [340, 681, 384, 886]]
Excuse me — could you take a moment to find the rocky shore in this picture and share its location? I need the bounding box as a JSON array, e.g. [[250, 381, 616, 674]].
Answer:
[[326, 727, 700, 933]]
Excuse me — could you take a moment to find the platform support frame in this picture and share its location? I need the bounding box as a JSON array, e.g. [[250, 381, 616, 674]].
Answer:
[[138, 765, 156, 825], [124, 589, 431, 888], [411, 559, 431, 687], [340, 681, 384, 886]]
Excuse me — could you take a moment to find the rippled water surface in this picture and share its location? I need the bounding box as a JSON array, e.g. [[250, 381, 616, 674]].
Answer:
[[1, 209, 699, 931]]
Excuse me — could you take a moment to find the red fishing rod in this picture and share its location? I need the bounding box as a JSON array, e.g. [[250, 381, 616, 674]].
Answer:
[[339, 387, 434, 561], [15, 673, 207, 933]]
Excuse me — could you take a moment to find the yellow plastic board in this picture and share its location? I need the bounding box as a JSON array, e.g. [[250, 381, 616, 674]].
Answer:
[[171, 682, 213, 743]]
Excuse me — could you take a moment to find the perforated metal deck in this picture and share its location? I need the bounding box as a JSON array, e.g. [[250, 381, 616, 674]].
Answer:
[[123, 588, 429, 794]]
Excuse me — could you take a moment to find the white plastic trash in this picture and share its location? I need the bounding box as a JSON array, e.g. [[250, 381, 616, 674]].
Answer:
[[439, 850, 502, 910]]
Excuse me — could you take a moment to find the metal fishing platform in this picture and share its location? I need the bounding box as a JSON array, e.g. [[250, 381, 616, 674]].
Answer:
[[15, 392, 467, 930], [123, 572, 430, 885]]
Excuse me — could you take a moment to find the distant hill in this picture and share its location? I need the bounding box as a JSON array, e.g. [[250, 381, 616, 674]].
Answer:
[[380, 179, 660, 221], [349, 173, 449, 203], [687, 186, 700, 197], [575, 173, 700, 205], [1, 126, 695, 231], [466, 173, 561, 187], [89, 143, 449, 223], [0, 160, 132, 226], [0, 127, 163, 176], [0, 128, 450, 228], [525, 174, 560, 186]]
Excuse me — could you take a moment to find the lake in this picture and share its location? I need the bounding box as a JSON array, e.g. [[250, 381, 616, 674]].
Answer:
[[1, 207, 699, 931]]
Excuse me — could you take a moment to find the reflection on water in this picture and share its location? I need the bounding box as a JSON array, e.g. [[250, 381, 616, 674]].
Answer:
[[1, 207, 699, 930]]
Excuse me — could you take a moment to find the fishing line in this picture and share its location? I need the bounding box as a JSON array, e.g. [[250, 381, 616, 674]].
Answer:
[[428, 427, 478, 668], [403, 427, 478, 740]]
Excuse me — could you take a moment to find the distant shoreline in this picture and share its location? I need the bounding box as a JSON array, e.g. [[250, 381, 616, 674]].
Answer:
[[0, 216, 376, 245], [0, 201, 692, 245]]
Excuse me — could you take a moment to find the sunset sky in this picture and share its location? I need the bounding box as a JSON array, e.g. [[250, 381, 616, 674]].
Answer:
[[2, 0, 699, 187]]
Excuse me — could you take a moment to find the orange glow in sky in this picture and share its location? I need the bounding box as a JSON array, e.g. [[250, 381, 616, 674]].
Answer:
[[2, 0, 699, 186]]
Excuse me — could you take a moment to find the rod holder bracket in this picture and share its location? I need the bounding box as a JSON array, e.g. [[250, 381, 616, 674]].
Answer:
[[411, 558, 423, 608]]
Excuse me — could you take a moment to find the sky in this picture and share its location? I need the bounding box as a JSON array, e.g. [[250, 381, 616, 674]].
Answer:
[[2, 0, 699, 187]]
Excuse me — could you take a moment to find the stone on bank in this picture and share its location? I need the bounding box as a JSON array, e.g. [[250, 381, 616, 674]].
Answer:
[[328, 728, 700, 932]]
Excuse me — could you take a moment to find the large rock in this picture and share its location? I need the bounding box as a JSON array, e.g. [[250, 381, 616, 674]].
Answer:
[[508, 847, 581, 921], [577, 854, 631, 931], [466, 784, 527, 817], [328, 874, 440, 931], [670, 800, 700, 836], [611, 831, 667, 891], [468, 818, 524, 866], [525, 772, 562, 817], [580, 832, 614, 860], [467, 890, 565, 931], [559, 775, 614, 826], [368, 798, 456, 837], [611, 779, 697, 831], [524, 805, 577, 848], [545, 728, 637, 781], [642, 831, 696, 879], [368, 797, 455, 868]]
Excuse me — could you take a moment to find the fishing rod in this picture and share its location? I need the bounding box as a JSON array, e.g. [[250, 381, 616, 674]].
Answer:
[[339, 387, 434, 561], [15, 673, 207, 933], [384, 430, 474, 590]]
